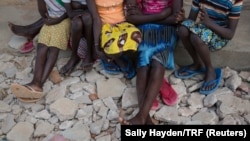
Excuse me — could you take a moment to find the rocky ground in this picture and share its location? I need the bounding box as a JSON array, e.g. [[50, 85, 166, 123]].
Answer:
[[1, 0, 250, 141], [0, 44, 250, 141]]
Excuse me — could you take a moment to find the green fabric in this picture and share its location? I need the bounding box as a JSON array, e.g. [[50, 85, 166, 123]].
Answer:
[[56, 0, 64, 7]]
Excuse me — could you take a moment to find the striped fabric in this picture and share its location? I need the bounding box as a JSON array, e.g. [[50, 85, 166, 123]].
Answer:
[[45, 0, 66, 17], [62, 0, 87, 5], [191, 0, 243, 26], [137, 24, 177, 69]]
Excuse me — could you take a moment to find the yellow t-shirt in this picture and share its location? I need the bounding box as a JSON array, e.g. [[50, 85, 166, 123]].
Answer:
[[95, 0, 125, 24]]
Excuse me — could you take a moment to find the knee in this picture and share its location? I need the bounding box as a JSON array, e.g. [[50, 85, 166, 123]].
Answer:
[[81, 13, 92, 26], [177, 26, 189, 38], [49, 47, 60, 58], [71, 18, 82, 31], [190, 33, 203, 46]]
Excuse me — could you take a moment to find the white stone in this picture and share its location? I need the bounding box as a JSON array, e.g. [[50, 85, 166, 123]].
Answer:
[[8, 35, 27, 49]]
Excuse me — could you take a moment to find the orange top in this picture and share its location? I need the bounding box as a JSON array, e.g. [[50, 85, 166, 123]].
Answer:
[[95, 0, 125, 24]]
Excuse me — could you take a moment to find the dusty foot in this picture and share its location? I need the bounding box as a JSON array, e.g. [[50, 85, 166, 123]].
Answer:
[[119, 117, 133, 125], [8, 22, 39, 40], [80, 62, 94, 72], [177, 64, 205, 76], [59, 56, 80, 76], [119, 115, 147, 125], [201, 68, 217, 91], [80, 54, 95, 72], [26, 83, 43, 92]]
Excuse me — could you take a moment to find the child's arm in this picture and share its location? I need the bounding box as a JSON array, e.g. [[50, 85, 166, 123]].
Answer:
[[37, 0, 67, 25], [37, 0, 48, 19], [198, 7, 239, 40], [156, 0, 183, 24], [126, 9, 172, 25], [44, 13, 68, 25]]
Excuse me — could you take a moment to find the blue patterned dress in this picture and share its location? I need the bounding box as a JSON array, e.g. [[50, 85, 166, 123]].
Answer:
[[136, 0, 178, 69], [181, 0, 243, 51]]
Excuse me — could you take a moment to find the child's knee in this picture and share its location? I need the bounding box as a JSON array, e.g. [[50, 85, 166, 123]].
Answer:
[[190, 33, 203, 45], [71, 18, 82, 31], [81, 13, 92, 26], [177, 26, 189, 38]]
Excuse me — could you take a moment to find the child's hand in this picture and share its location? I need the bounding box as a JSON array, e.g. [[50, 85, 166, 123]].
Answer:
[[43, 13, 56, 25], [175, 8, 185, 23], [44, 17, 57, 25], [197, 6, 211, 25]]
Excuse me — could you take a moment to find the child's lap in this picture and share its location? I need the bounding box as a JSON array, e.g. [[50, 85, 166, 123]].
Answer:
[[137, 24, 177, 69], [181, 19, 229, 51], [101, 22, 141, 55], [38, 18, 71, 50], [138, 24, 177, 50]]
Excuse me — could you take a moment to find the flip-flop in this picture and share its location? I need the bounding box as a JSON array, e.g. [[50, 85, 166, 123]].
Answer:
[[160, 78, 178, 106], [10, 83, 44, 102], [199, 68, 222, 95], [101, 59, 121, 75], [17, 97, 41, 103], [174, 65, 206, 79], [19, 41, 34, 53]]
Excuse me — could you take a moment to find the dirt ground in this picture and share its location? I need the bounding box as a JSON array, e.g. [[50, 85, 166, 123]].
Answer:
[[1, 0, 249, 58], [0, 0, 36, 6], [0, 0, 39, 54]]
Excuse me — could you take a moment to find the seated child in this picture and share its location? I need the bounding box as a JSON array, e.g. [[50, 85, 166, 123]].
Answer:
[[10, 0, 71, 103], [174, 0, 244, 95]]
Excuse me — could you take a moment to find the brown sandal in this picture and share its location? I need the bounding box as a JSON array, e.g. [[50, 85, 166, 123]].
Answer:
[[10, 83, 44, 103]]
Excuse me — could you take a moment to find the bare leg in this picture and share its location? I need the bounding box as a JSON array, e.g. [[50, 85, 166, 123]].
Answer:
[[27, 43, 48, 92], [59, 17, 82, 76], [41, 47, 60, 84], [80, 11, 94, 71], [8, 18, 44, 41], [177, 26, 204, 74], [190, 33, 216, 90], [121, 60, 165, 125], [135, 66, 154, 124], [27, 44, 60, 92]]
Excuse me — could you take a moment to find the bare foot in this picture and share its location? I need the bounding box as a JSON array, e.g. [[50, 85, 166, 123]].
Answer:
[[80, 62, 94, 72], [80, 53, 95, 72], [119, 116, 146, 125], [177, 64, 205, 77], [60, 56, 80, 76], [119, 117, 132, 125], [26, 83, 43, 92], [8, 21, 40, 40], [201, 68, 217, 91]]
